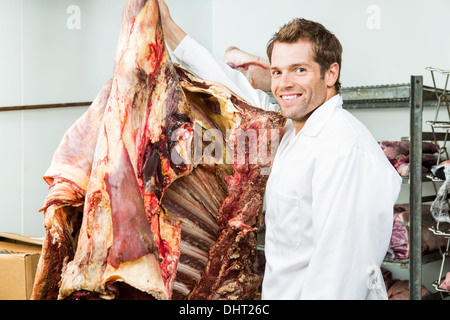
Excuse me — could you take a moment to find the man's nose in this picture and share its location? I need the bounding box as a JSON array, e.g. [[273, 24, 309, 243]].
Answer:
[[278, 73, 295, 88]]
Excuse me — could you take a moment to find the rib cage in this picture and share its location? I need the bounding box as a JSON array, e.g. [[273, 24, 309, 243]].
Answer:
[[162, 167, 225, 299]]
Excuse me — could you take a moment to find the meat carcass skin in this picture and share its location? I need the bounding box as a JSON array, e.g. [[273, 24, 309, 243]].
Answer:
[[58, 0, 192, 300], [32, 0, 285, 300], [31, 79, 112, 300]]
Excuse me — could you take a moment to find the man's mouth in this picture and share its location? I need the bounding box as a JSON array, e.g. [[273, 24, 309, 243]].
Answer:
[[280, 94, 302, 102]]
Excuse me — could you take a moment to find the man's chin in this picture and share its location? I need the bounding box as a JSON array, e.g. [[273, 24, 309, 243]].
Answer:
[[280, 109, 300, 120]]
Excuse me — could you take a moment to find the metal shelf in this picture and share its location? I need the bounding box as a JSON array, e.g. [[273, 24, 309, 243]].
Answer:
[[341, 82, 448, 109], [409, 67, 450, 299], [383, 252, 443, 269]]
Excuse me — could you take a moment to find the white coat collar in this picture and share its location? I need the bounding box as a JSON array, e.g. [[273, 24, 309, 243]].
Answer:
[[300, 94, 343, 137]]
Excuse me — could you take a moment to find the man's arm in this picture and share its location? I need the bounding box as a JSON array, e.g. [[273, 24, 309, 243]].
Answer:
[[157, 0, 279, 112], [302, 145, 400, 299], [158, 0, 186, 51]]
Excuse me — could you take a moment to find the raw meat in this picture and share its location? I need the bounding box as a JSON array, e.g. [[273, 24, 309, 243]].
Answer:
[[31, 79, 113, 300], [386, 204, 449, 260], [161, 67, 285, 300], [387, 280, 431, 300], [224, 47, 271, 92], [381, 268, 431, 300], [439, 272, 450, 291], [381, 268, 394, 291], [32, 0, 285, 300], [379, 140, 440, 176]]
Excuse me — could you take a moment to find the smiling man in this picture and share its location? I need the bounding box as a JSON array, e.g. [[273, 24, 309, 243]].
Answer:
[[267, 21, 340, 133], [158, 0, 402, 300]]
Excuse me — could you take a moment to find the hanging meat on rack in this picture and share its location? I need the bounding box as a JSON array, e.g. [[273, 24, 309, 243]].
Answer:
[[387, 280, 431, 300], [379, 140, 440, 177], [381, 268, 431, 300], [31, 0, 285, 300], [386, 204, 449, 260]]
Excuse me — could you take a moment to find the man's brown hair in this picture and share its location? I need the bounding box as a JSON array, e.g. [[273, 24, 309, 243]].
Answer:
[[266, 18, 343, 93]]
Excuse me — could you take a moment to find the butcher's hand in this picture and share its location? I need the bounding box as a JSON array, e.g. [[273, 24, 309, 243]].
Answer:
[[158, 0, 186, 51]]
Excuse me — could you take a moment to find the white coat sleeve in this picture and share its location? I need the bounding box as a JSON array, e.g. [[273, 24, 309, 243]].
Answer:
[[302, 144, 401, 299], [172, 35, 279, 113]]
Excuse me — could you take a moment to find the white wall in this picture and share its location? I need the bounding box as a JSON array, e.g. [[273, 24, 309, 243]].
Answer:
[[203, 0, 449, 88], [0, 106, 88, 234], [0, 0, 124, 236], [0, 0, 449, 238], [0, 0, 123, 107]]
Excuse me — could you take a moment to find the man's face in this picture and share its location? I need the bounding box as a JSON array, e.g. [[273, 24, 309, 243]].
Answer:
[[270, 39, 335, 131]]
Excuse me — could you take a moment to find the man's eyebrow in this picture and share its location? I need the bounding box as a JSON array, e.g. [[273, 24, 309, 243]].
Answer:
[[270, 63, 311, 70], [290, 63, 311, 69]]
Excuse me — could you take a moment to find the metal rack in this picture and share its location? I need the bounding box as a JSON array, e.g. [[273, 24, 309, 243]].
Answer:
[[267, 74, 448, 299], [423, 67, 450, 299], [428, 226, 450, 296], [341, 72, 449, 299], [410, 68, 450, 299], [425, 67, 450, 165], [409, 75, 425, 300]]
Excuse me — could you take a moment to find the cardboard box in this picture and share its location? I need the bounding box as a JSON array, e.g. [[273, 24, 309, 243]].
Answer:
[[0, 232, 43, 300]]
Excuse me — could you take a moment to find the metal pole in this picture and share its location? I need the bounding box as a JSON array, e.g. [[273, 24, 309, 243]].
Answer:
[[410, 75, 423, 300]]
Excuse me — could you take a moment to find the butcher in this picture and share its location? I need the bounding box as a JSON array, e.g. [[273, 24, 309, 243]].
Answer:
[[157, 0, 402, 299]]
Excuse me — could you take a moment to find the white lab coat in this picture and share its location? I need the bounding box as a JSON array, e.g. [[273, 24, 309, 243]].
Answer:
[[173, 35, 402, 300]]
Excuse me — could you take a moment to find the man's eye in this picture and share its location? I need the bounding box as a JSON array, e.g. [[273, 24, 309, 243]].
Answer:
[[271, 70, 281, 76], [295, 68, 305, 73]]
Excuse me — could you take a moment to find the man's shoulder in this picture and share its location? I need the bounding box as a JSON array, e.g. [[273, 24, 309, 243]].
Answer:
[[321, 108, 382, 154]]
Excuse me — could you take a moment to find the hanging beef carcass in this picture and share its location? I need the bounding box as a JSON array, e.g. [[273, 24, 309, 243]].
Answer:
[[31, 0, 285, 300]]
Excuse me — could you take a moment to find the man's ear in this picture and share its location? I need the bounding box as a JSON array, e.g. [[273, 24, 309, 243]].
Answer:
[[326, 62, 340, 88]]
